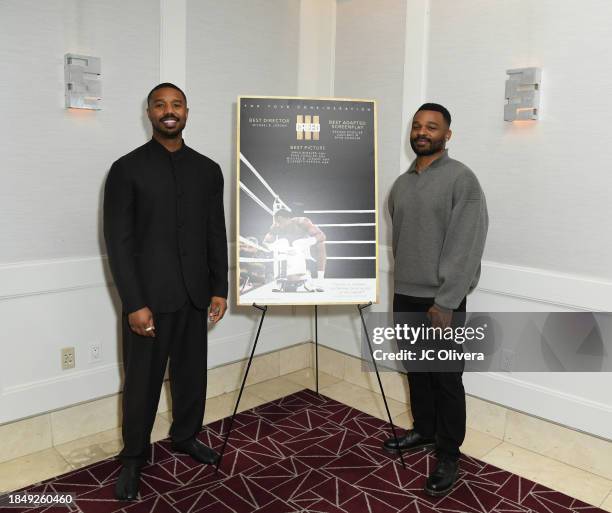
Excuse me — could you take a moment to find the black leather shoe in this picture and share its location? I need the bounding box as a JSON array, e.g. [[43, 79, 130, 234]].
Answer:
[[424, 458, 459, 496], [171, 438, 220, 465], [115, 464, 141, 501], [383, 430, 436, 454]]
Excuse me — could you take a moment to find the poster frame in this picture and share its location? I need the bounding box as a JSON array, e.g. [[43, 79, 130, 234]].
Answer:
[[235, 95, 379, 306]]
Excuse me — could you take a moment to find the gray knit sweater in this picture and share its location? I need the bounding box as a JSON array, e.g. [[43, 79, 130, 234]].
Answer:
[[388, 150, 488, 310]]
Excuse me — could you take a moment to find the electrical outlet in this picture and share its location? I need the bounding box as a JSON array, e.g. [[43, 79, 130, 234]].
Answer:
[[90, 343, 101, 362], [61, 347, 75, 370]]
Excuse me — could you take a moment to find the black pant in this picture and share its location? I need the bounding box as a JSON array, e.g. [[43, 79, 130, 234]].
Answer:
[[119, 300, 208, 465], [393, 294, 466, 462]]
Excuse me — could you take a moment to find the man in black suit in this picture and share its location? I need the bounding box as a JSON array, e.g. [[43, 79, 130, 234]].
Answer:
[[103, 83, 228, 501]]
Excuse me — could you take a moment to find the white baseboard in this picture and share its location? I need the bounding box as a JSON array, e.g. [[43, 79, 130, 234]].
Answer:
[[0, 248, 308, 424], [463, 372, 612, 440], [321, 252, 612, 439]]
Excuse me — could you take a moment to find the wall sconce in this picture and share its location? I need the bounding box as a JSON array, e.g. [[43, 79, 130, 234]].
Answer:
[[64, 53, 102, 110], [504, 67, 541, 121]]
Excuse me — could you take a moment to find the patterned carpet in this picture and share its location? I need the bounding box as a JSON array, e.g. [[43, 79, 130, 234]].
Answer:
[[1, 388, 606, 512]]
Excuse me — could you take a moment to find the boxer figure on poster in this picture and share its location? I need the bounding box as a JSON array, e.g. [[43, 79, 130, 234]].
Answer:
[[263, 200, 327, 293]]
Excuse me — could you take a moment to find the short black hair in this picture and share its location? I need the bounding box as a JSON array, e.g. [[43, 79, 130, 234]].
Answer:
[[274, 208, 292, 219], [415, 103, 451, 126], [147, 82, 187, 106]]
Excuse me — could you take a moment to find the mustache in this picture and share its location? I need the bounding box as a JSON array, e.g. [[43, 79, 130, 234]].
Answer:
[[413, 137, 431, 143]]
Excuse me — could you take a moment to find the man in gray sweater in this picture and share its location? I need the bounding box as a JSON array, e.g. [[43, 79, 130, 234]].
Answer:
[[384, 103, 488, 496]]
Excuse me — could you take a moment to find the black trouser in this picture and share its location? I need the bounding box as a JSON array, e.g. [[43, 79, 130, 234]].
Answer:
[[118, 300, 208, 466], [393, 294, 466, 462]]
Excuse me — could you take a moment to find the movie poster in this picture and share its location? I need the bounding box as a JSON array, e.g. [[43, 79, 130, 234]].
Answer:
[[237, 96, 378, 305]]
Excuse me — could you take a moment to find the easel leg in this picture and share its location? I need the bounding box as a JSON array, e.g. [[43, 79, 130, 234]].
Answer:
[[358, 302, 406, 470], [315, 304, 319, 395], [215, 303, 267, 473]]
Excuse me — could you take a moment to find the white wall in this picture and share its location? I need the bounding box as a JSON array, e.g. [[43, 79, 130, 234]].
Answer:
[[297, 0, 336, 98], [427, 0, 612, 280], [314, 0, 409, 376], [313, 0, 408, 385], [0, 0, 159, 263], [0, 0, 311, 425], [185, 0, 300, 237], [0, 0, 160, 424], [316, 0, 612, 440], [425, 0, 612, 439], [2, 0, 610, 438], [335, 0, 407, 248]]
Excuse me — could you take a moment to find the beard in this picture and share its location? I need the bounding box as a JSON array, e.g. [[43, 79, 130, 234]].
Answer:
[[154, 125, 183, 137], [410, 136, 446, 156]]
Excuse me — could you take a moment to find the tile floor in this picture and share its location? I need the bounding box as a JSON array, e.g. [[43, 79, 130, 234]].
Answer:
[[1, 368, 611, 510]]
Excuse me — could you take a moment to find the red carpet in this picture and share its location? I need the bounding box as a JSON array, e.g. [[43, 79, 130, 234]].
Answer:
[[2, 388, 606, 512]]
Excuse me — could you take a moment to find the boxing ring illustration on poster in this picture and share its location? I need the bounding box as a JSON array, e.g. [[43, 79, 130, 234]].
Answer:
[[237, 96, 378, 306]]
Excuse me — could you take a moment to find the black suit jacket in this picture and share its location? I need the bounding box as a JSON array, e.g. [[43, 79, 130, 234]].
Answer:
[[103, 138, 228, 314]]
